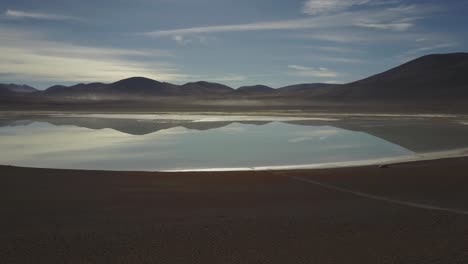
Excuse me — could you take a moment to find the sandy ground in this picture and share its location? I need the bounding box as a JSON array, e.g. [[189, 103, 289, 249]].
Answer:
[[2, 158, 468, 263]]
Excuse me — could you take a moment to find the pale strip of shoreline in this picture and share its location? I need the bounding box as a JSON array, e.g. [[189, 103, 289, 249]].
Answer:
[[162, 147, 468, 172]]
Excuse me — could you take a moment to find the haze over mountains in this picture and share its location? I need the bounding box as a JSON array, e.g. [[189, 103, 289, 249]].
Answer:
[[1, 53, 468, 103]]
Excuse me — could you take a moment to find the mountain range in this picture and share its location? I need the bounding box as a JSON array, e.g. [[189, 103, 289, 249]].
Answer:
[[1, 53, 468, 102]]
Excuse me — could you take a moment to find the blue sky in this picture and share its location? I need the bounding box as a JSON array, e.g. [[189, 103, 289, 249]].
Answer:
[[0, 0, 467, 89]]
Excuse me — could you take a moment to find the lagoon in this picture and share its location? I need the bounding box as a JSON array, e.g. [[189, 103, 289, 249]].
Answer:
[[1, 114, 468, 171]]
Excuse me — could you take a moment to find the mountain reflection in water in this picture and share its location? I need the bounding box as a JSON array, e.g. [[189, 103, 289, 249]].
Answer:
[[1, 115, 468, 171]]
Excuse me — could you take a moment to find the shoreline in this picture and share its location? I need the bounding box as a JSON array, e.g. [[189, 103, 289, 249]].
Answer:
[[163, 147, 468, 172]]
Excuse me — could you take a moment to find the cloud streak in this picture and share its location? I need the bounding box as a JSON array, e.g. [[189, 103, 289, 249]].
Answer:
[[5, 9, 80, 21], [287, 65, 338, 78], [302, 0, 371, 15], [353, 21, 413, 31], [144, 18, 323, 37], [406, 42, 459, 55], [302, 0, 401, 15], [397, 42, 460, 62], [144, 2, 429, 41], [0, 27, 189, 85]]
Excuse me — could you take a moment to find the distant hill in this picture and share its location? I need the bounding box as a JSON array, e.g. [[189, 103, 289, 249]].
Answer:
[[277, 83, 340, 96], [44, 83, 106, 96], [181, 81, 234, 95], [104, 77, 180, 96], [236, 85, 275, 94], [325, 53, 468, 99], [0, 84, 37, 94]]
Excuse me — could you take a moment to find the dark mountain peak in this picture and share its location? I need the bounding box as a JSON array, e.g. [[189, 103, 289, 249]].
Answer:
[[237, 85, 275, 93], [414, 52, 468, 62], [351, 52, 468, 84], [189, 81, 214, 86], [183, 80, 229, 87], [181, 81, 233, 94], [383, 52, 468, 75], [69, 82, 106, 89], [331, 52, 468, 99], [45, 85, 69, 93], [110, 77, 162, 86], [107, 77, 178, 95]]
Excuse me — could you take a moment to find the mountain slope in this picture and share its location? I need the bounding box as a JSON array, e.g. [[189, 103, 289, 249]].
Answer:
[[45, 83, 106, 95], [104, 77, 179, 96], [277, 83, 340, 96], [0, 84, 38, 93], [236, 85, 275, 94], [326, 53, 468, 99], [181, 81, 234, 95]]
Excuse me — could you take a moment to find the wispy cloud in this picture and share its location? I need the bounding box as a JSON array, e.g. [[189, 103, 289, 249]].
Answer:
[[172, 34, 213, 46], [294, 31, 366, 43], [0, 27, 188, 85], [287, 65, 338, 78], [144, 1, 430, 43], [173, 35, 191, 45], [309, 54, 366, 64], [294, 46, 366, 64], [313, 46, 359, 53], [295, 25, 444, 46], [5, 9, 80, 21], [406, 42, 459, 55], [144, 18, 324, 37], [397, 42, 460, 62], [302, 0, 370, 15], [351, 5, 423, 31], [302, 0, 401, 15], [207, 74, 246, 82], [353, 20, 413, 31]]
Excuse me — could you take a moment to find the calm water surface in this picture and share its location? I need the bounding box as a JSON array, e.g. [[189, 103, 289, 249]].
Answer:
[[0, 114, 467, 171]]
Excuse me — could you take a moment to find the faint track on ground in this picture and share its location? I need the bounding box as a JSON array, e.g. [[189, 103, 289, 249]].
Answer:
[[290, 176, 468, 216]]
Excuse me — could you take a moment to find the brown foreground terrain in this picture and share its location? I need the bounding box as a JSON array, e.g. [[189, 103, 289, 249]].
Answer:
[[2, 158, 468, 263]]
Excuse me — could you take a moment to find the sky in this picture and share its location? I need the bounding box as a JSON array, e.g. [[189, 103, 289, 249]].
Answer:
[[0, 0, 467, 89]]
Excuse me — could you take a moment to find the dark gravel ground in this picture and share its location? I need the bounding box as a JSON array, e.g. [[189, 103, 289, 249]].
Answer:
[[1, 158, 468, 263]]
